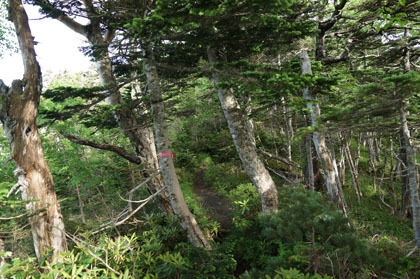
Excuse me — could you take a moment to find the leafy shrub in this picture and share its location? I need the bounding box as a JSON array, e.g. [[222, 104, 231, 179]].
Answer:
[[0, 213, 236, 278], [227, 187, 411, 279], [241, 268, 331, 279], [227, 183, 261, 229], [203, 164, 249, 195]]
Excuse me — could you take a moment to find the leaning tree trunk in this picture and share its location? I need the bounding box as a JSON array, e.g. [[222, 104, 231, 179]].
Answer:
[[0, 0, 67, 259], [145, 47, 211, 249], [92, 41, 173, 215], [300, 50, 347, 214], [400, 102, 420, 255], [49, 2, 173, 215], [207, 48, 278, 212]]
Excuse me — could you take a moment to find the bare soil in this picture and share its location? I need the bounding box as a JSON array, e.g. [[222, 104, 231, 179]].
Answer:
[[193, 170, 233, 231]]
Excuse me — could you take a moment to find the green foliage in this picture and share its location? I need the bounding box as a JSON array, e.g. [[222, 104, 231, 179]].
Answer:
[[322, 70, 420, 133], [227, 183, 261, 226], [0, 1, 17, 57], [225, 187, 414, 278], [203, 164, 249, 195], [241, 268, 331, 279], [2, 1, 419, 278], [40, 85, 118, 128], [0, 213, 236, 278], [171, 78, 237, 166], [126, 0, 316, 58]]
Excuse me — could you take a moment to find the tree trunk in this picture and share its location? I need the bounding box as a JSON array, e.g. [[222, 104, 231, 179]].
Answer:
[[300, 50, 347, 214], [0, 0, 67, 259], [354, 133, 362, 171], [334, 136, 346, 188], [145, 47, 211, 248], [207, 47, 278, 212], [94, 51, 173, 214], [377, 146, 395, 214], [367, 133, 378, 192], [344, 140, 362, 203], [304, 121, 315, 191], [281, 97, 293, 168], [399, 130, 411, 218], [51, 5, 174, 215], [400, 103, 420, 255], [389, 138, 399, 211]]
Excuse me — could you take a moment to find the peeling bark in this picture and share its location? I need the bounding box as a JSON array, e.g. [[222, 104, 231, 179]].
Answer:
[[145, 47, 211, 248], [207, 47, 278, 212], [0, 0, 67, 259], [300, 50, 347, 214]]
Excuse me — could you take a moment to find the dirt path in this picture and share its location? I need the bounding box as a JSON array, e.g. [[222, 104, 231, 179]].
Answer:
[[193, 170, 233, 231]]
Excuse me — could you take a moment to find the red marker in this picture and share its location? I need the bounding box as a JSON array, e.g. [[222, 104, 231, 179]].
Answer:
[[158, 152, 174, 159]]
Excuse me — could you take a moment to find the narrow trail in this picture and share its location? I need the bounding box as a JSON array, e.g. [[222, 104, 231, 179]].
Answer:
[[193, 170, 233, 231]]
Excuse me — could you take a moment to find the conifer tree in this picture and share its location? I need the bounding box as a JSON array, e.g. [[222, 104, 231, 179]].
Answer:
[[123, 0, 316, 212], [31, 0, 174, 215]]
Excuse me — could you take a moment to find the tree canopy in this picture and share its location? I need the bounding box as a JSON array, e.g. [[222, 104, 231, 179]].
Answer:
[[0, 0, 420, 278]]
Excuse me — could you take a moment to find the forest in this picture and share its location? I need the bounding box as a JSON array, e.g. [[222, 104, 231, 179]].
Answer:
[[0, 0, 420, 278]]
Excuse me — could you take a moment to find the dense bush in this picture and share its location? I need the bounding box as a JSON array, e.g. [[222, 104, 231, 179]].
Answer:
[[224, 187, 417, 279]]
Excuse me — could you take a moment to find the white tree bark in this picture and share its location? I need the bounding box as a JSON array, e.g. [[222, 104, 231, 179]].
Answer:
[[145, 47, 211, 248], [400, 103, 420, 255], [0, 0, 67, 260], [207, 47, 278, 212], [300, 50, 347, 213]]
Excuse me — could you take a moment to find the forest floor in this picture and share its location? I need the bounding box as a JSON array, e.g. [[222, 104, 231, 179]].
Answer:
[[193, 170, 233, 232]]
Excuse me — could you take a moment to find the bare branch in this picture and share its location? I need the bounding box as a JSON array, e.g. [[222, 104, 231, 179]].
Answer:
[[33, 0, 88, 36], [257, 149, 298, 167], [60, 132, 141, 164], [92, 187, 165, 235], [0, 211, 30, 220], [57, 15, 88, 36]]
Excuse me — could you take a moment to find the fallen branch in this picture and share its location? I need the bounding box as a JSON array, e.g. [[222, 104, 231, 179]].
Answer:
[[128, 171, 160, 211], [92, 187, 165, 235]]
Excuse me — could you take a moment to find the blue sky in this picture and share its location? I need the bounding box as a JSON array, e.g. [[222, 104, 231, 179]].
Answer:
[[0, 4, 93, 85]]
